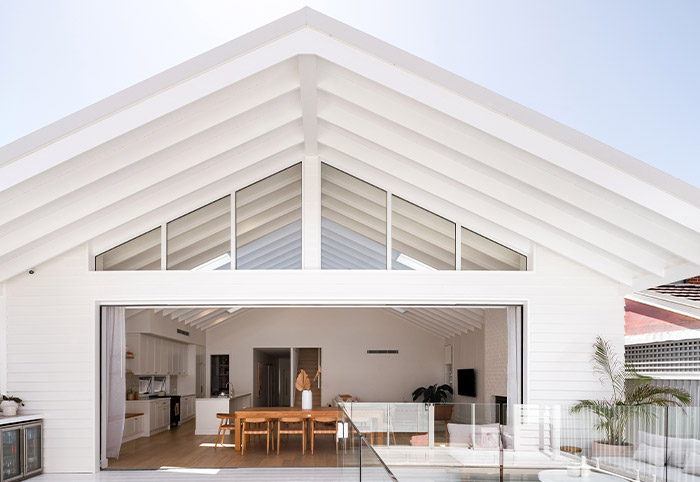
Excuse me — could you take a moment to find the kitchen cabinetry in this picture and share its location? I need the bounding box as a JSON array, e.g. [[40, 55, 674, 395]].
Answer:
[[125, 399, 170, 437], [180, 395, 196, 422], [126, 334, 189, 376], [0, 418, 42, 481], [150, 400, 170, 432], [122, 414, 145, 443]]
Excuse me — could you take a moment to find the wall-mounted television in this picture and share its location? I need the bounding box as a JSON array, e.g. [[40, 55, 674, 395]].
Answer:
[[457, 369, 476, 397]]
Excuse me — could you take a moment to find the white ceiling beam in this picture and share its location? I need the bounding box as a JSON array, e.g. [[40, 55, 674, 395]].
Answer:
[[318, 134, 638, 286], [420, 308, 481, 330], [0, 61, 299, 228], [0, 131, 303, 281], [318, 97, 668, 276], [0, 24, 317, 191], [169, 308, 201, 321], [299, 55, 318, 157], [310, 41, 700, 233], [318, 67, 700, 267], [383, 308, 447, 338], [407, 309, 472, 334], [189, 309, 230, 327], [204, 308, 252, 330], [402, 311, 461, 337], [0, 95, 302, 256], [181, 308, 219, 325]]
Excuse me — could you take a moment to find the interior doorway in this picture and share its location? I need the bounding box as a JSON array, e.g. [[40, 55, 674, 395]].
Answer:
[[253, 348, 291, 407], [294, 348, 321, 408]]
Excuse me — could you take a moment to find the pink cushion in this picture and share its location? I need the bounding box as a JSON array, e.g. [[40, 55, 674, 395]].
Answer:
[[410, 433, 429, 446]]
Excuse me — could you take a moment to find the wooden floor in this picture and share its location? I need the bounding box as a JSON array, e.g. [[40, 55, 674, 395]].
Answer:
[[107, 419, 339, 469]]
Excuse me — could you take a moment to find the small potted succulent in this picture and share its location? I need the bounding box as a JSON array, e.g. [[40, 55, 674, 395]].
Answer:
[[1, 395, 24, 416], [127, 388, 135, 400]]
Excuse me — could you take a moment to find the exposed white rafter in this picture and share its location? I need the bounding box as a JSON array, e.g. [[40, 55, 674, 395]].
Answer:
[[0, 9, 698, 287]]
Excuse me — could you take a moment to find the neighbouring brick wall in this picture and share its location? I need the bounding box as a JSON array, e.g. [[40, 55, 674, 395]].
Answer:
[[484, 309, 508, 403], [686, 276, 700, 285]]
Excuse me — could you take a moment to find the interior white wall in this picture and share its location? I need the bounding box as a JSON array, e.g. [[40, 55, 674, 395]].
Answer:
[[2, 243, 624, 473], [207, 308, 444, 406]]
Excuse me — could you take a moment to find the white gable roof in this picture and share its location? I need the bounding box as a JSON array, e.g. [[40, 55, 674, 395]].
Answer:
[[1, 7, 700, 288]]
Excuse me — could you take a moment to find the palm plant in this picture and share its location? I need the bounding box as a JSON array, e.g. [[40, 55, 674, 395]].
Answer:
[[570, 336, 690, 446], [412, 384, 453, 403]]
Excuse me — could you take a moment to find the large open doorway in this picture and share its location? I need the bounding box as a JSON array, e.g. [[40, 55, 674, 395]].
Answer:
[[101, 305, 524, 469]]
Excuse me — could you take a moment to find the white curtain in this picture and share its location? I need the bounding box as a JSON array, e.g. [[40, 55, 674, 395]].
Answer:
[[104, 306, 126, 459], [506, 306, 521, 406]]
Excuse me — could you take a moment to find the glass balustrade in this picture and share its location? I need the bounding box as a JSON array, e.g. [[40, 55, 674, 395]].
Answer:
[[337, 403, 700, 482]]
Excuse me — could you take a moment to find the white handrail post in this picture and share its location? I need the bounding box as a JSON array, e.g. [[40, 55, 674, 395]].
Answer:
[[428, 404, 435, 448]]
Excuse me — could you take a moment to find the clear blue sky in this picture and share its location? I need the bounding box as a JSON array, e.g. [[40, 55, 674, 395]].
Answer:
[[1, 0, 699, 188]]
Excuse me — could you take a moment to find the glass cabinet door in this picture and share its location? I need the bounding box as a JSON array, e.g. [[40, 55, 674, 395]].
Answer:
[[1, 427, 23, 482], [24, 423, 42, 475]]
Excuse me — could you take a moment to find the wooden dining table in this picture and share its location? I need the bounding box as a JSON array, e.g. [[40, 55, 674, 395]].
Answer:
[[233, 406, 339, 452]]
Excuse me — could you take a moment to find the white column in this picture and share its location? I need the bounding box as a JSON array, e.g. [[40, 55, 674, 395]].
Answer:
[[428, 404, 435, 448], [302, 156, 321, 269]]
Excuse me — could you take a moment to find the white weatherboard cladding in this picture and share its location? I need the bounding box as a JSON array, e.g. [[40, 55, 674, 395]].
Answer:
[[4, 243, 622, 472]]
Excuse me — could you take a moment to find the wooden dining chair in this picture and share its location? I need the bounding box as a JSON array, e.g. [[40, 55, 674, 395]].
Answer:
[[214, 413, 236, 448], [311, 416, 338, 454], [241, 417, 274, 455], [277, 417, 306, 455]]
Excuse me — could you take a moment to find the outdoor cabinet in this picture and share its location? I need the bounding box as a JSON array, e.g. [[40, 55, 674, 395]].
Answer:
[[1, 420, 42, 481]]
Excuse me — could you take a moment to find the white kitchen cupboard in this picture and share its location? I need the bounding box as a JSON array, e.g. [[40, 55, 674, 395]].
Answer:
[[122, 414, 145, 443], [180, 395, 196, 422], [126, 333, 190, 376], [125, 399, 169, 437], [149, 400, 170, 432]]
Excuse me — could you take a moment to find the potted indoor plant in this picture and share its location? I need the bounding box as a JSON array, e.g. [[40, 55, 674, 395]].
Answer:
[[412, 384, 454, 420], [1, 395, 24, 416], [571, 336, 690, 457], [296, 366, 321, 410]]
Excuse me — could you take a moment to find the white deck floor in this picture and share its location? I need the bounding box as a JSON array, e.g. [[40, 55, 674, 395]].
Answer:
[[34, 468, 353, 481]]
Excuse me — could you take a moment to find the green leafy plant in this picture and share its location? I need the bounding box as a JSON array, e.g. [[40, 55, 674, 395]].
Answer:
[[412, 384, 453, 403], [2, 395, 24, 406], [570, 336, 690, 446]]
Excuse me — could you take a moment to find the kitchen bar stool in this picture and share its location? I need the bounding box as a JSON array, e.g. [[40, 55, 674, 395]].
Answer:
[[214, 413, 235, 448], [241, 417, 274, 455], [311, 416, 338, 454], [277, 417, 306, 455]]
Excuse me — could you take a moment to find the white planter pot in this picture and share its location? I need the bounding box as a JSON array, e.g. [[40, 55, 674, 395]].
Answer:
[[301, 390, 312, 410], [0, 401, 18, 416]]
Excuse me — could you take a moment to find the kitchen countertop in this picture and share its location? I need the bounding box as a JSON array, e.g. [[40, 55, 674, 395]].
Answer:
[[0, 414, 43, 426], [125, 412, 144, 419], [200, 392, 252, 401]]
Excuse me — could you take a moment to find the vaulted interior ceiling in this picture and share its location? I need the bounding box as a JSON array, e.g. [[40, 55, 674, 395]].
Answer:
[[126, 306, 487, 337], [1, 8, 700, 289]]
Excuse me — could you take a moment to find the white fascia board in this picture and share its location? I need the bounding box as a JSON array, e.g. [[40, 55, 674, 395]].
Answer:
[[0, 27, 311, 192], [625, 330, 700, 345], [6, 7, 700, 220], [300, 31, 700, 231], [626, 291, 700, 320], [303, 8, 700, 210], [0, 8, 309, 168]]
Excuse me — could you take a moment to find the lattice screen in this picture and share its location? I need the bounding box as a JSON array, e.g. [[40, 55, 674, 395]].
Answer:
[[626, 339, 700, 374]]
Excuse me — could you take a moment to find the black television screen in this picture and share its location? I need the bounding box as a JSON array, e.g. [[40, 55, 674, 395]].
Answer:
[[457, 369, 476, 397]]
